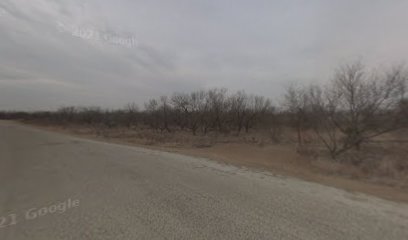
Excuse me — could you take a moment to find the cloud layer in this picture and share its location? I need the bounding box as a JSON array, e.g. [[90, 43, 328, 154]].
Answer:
[[1, 0, 408, 110]]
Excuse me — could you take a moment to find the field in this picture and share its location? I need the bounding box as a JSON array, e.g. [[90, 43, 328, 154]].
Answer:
[[25, 120, 408, 203]]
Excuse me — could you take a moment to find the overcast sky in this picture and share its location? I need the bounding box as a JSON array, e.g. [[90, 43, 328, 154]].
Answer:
[[1, 0, 407, 110]]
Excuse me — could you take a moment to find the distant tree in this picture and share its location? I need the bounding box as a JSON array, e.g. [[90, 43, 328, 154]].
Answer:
[[190, 90, 210, 135], [283, 84, 309, 147], [243, 95, 272, 133], [207, 88, 229, 133], [171, 93, 190, 130], [229, 91, 248, 134], [124, 102, 139, 128], [158, 96, 172, 133], [56, 106, 77, 124], [144, 99, 160, 131]]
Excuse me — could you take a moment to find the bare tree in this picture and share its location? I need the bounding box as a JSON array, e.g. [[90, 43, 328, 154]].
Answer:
[[331, 62, 407, 153], [56, 106, 77, 124], [144, 99, 160, 131], [171, 93, 190, 130], [158, 96, 172, 132], [144, 97, 172, 133], [124, 102, 139, 128], [303, 62, 407, 159], [243, 95, 272, 133], [283, 84, 309, 147], [207, 88, 229, 133], [190, 90, 209, 135], [229, 91, 248, 134], [306, 85, 340, 158]]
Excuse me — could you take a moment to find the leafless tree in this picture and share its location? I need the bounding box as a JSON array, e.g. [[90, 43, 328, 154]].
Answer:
[[56, 106, 77, 124], [283, 84, 309, 147], [144, 99, 160, 131], [306, 85, 340, 158], [124, 102, 139, 128], [171, 93, 190, 130], [331, 62, 407, 153], [303, 62, 407, 158], [189, 90, 209, 135], [229, 91, 248, 134], [206, 88, 230, 133], [243, 95, 272, 133], [158, 96, 172, 132]]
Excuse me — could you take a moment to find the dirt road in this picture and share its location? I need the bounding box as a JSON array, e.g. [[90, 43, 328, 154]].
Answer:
[[0, 121, 407, 239]]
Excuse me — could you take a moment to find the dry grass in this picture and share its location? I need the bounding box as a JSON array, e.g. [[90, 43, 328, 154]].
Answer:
[[25, 120, 408, 203]]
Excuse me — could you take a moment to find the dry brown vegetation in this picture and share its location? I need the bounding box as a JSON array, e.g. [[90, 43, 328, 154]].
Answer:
[[2, 61, 408, 200], [18, 121, 408, 202]]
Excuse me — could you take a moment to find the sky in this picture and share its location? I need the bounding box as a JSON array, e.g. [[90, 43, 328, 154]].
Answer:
[[0, 0, 408, 110]]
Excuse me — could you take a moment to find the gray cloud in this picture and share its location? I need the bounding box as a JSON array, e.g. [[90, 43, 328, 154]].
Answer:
[[0, 0, 408, 110]]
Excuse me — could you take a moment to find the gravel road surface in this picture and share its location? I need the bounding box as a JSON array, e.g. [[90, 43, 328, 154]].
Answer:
[[0, 121, 407, 239]]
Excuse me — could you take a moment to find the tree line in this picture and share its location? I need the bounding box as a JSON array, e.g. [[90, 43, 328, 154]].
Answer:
[[1, 62, 407, 159], [0, 88, 273, 135]]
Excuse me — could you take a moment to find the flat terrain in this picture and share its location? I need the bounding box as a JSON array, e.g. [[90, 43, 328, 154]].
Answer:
[[1, 121, 407, 239], [29, 122, 408, 203]]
